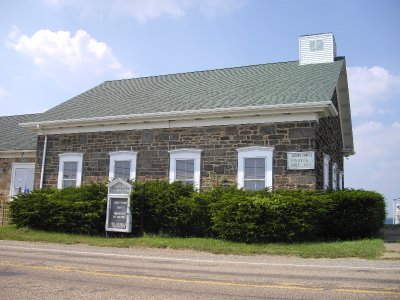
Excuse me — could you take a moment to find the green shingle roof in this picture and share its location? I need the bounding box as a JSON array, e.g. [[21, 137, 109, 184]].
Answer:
[[0, 114, 38, 151], [33, 58, 345, 122]]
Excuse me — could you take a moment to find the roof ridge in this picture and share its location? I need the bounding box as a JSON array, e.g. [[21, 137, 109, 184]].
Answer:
[[105, 60, 301, 84], [0, 112, 41, 119]]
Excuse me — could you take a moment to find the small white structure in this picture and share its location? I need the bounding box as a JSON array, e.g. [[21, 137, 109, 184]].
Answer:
[[299, 33, 337, 65], [105, 178, 132, 233], [395, 202, 400, 225]]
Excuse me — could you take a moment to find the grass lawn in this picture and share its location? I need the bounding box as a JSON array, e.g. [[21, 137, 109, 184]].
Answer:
[[0, 225, 384, 259]]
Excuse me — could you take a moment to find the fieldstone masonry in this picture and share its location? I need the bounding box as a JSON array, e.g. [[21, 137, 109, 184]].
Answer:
[[35, 115, 343, 190]]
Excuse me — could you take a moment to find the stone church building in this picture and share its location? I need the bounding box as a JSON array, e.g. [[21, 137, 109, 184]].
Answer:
[[14, 32, 353, 194]]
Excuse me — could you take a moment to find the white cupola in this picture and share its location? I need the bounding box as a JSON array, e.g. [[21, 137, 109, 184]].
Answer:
[[299, 33, 337, 65]]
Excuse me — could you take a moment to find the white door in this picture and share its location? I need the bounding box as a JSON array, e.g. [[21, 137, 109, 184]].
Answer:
[[10, 163, 35, 198]]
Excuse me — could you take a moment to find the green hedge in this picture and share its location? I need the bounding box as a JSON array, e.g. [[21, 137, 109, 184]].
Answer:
[[321, 190, 386, 239], [9, 180, 385, 242], [10, 183, 107, 235], [210, 189, 385, 242], [130, 180, 198, 236], [210, 189, 325, 242]]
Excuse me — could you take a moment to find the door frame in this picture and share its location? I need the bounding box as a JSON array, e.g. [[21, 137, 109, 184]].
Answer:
[[10, 163, 35, 199]]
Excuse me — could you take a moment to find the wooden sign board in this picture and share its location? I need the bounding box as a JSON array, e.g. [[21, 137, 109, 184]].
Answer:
[[105, 178, 132, 233]]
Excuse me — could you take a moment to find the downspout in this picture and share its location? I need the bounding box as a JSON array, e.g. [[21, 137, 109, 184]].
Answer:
[[39, 132, 47, 189]]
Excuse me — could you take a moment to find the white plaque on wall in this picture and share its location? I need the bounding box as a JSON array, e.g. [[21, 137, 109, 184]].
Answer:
[[287, 151, 315, 170]]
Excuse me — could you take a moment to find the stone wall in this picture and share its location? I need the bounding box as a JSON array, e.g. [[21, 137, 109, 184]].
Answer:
[[0, 156, 36, 200], [315, 115, 344, 189], [36, 120, 322, 190]]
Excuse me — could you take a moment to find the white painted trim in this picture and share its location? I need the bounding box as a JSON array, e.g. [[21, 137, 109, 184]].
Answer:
[[39, 135, 47, 189], [57, 153, 83, 189], [332, 163, 338, 190], [10, 163, 35, 199], [237, 146, 274, 190], [323, 154, 330, 190], [20, 101, 336, 133], [0, 150, 35, 159], [26, 113, 320, 135], [336, 63, 355, 156], [338, 171, 343, 190], [108, 151, 137, 181], [168, 149, 202, 189]]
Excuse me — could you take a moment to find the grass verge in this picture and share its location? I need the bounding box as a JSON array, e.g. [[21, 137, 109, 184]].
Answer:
[[0, 225, 384, 259]]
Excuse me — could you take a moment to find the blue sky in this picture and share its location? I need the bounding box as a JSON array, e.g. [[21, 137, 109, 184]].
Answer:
[[1, 0, 399, 218]]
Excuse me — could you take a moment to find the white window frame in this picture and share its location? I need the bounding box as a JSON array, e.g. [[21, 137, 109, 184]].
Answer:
[[10, 163, 35, 198], [109, 151, 137, 181], [169, 149, 202, 189], [338, 171, 343, 190], [57, 153, 83, 189], [237, 146, 274, 190], [332, 163, 338, 190], [323, 154, 330, 190]]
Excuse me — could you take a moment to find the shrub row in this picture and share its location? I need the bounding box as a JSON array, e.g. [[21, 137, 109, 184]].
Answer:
[[9, 181, 386, 242], [130, 181, 199, 236], [10, 183, 107, 235], [131, 183, 385, 242], [211, 189, 386, 242]]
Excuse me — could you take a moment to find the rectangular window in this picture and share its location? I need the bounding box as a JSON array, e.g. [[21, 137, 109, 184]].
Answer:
[[323, 154, 330, 190], [108, 151, 137, 182], [57, 153, 83, 189], [176, 159, 195, 186], [332, 163, 338, 190], [114, 160, 131, 181], [244, 158, 266, 191], [338, 171, 343, 190], [309, 39, 324, 51], [62, 161, 78, 188], [169, 149, 201, 189], [237, 146, 274, 191]]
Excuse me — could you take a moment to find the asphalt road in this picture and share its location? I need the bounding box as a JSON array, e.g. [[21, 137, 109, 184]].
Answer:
[[0, 240, 399, 299]]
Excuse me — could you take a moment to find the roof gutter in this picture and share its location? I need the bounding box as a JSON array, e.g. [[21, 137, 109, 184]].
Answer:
[[39, 133, 47, 189], [20, 101, 337, 131], [343, 148, 356, 157]]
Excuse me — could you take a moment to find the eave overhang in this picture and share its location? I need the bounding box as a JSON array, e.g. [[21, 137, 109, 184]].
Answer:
[[20, 101, 337, 134], [336, 61, 355, 156]]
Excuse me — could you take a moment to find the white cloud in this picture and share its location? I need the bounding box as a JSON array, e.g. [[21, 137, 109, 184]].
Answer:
[[347, 66, 400, 116], [7, 27, 133, 87], [118, 69, 135, 79], [352, 121, 400, 162], [44, 0, 246, 22], [345, 121, 400, 214]]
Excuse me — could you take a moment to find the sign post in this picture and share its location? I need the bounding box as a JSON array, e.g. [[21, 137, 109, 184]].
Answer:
[[106, 178, 133, 233]]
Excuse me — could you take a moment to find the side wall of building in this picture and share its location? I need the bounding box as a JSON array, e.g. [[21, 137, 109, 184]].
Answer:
[[315, 114, 344, 189], [35, 120, 320, 190], [315, 91, 344, 189]]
